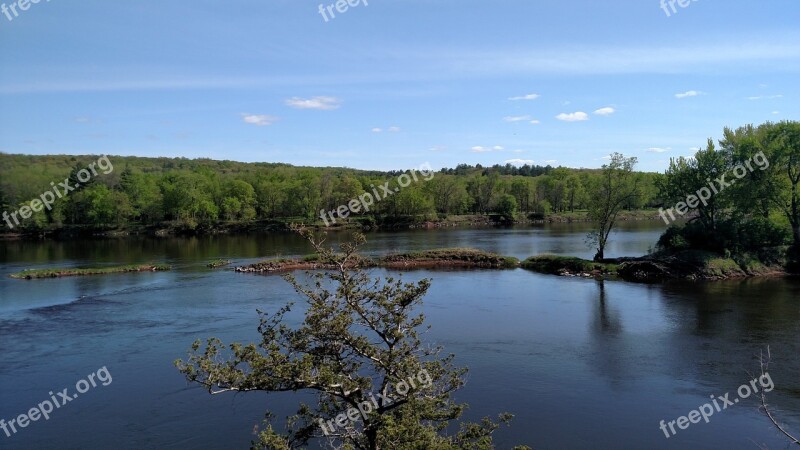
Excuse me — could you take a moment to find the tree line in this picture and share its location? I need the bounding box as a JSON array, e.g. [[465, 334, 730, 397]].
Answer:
[[0, 154, 661, 232]]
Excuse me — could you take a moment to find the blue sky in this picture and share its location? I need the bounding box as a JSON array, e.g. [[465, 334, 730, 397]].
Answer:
[[0, 0, 798, 172]]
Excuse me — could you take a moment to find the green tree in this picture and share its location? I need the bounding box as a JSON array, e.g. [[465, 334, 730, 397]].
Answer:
[[424, 175, 469, 215], [176, 231, 527, 450], [657, 139, 730, 231], [587, 153, 640, 261], [0, 186, 9, 229], [255, 180, 287, 219], [723, 121, 800, 247], [563, 174, 585, 212], [222, 180, 257, 221], [496, 194, 518, 221]]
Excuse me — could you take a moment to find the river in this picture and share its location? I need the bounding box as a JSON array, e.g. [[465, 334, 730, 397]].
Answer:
[[0, 222, 798, 449]]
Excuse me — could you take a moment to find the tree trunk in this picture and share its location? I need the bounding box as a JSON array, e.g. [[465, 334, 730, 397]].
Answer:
[[594, 248, 604, 262], [792, 223, 800, 250]]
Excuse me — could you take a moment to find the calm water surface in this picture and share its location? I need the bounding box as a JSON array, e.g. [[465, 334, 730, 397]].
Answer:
[[0, 222, 798, 449]]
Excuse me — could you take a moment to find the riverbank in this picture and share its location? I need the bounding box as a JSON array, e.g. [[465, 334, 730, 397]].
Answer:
[[0, 210, 663, 239], [522, 248, 792, 282]]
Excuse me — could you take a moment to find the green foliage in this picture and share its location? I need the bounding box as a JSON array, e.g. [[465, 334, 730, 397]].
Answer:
[[495, 194, 518, 221], [10, 264, 171, 279], [1, 153, 663, 233], [656, 121, 800, 266], [657, 218, 790, 255], [176, 230, 524, 449], [207, 259, 233, 269], [586, 153, 640, 261]]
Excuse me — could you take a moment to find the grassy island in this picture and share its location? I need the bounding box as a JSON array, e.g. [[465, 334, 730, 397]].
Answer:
[[10, 264, 171, 280], [235, 248, 519, 274]]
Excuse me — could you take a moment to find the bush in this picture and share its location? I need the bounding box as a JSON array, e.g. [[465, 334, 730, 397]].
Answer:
[[657, 218, 790, 255]]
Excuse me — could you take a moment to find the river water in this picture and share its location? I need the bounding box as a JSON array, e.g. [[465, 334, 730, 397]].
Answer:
[[1, 222, 798, 449]]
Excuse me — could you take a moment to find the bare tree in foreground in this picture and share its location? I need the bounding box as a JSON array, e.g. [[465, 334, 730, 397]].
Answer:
[[757, 347, 800, 447]]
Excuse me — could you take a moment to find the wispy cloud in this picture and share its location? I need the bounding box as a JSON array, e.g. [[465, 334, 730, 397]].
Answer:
[[556, 112, 589, 122], [372, 126, 401, 133], [747, 94, 783, 100], [646, 147, 672, 153], [675, 90, 704, 99], [505, 159, 535, 166], [508, 93, 540, 101], [471, 145, 504, 153], [285, 96, 341, 110], [241, 114, 278, 126], [503, 115, 531, 122], [593, 107, 616, 116], [3, 36, 799, 95]]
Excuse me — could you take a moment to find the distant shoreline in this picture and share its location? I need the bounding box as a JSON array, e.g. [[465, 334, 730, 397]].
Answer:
[[0, 210, 663, 240]]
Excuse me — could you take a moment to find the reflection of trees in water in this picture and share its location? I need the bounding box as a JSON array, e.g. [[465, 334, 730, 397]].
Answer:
[[657, 278, 800, 422], [582, 276, 800, 426], [593, 279, 623, 336], [585, 279, 630, 389]]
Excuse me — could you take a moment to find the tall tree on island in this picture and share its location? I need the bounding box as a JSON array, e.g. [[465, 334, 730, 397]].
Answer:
[[176, 229, 529, 450], [587, 153, 640, 261]]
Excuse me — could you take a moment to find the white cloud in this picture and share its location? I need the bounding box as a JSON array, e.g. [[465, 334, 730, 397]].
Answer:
[[430, 145, 447, 152], [285, 96, 341, 110], [503, 115, 531, 122], [544, 160, 558, 165], [471, 145, 504, 153], [505, 159, 535, 166], [675, 90, 704, 99], [372, 128, 383, 133], [593, 107, 616, 116], [509, 94, 540, 101], [387, 126, 401, 132], [646, 147, 672, 153], [556, 111, 589, 122], [772, 111, 781, 115], [530, 119, 540, 124], [241, 114, 278, 126], [689, 147, 701, 151], [747, 94, 783, 100]]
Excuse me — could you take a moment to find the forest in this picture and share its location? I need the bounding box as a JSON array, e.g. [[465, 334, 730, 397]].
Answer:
[[0, 153, 660, 232]]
